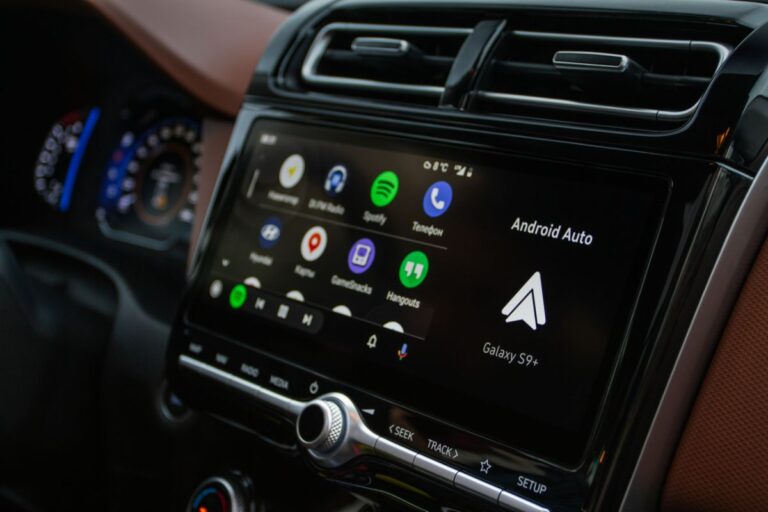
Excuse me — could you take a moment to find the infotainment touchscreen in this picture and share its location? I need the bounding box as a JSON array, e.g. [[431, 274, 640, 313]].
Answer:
[[188, 120, 668, 464]]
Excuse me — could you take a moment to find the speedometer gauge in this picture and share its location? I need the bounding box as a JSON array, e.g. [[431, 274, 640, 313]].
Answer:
[[97, 117, 201, 249], [34, 108, 100, 211]]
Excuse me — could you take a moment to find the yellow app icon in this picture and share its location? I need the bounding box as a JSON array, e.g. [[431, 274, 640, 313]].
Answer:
[[279, 154, 305, 189]]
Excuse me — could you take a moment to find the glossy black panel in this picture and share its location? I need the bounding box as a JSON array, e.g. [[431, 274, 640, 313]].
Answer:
[[173, 1, 768, 511], [185, 118, 668, 466], [168, 104, 750, 512]]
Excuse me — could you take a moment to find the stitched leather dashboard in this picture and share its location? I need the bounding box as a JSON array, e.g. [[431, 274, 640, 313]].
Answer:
[[662, 236, 768, 511], [86, 0, 287, 117]]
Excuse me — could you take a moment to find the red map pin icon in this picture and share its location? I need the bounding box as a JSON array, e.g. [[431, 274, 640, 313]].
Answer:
[[308, 233, 321, 252]]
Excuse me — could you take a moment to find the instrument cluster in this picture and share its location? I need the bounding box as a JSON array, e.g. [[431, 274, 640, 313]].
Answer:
[[96, 114, 201, 249], [31, 91, 205, 252]]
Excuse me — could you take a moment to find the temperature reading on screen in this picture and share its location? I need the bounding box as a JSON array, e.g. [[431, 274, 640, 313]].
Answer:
[[423, 159, 473, 178], [423, 160, 449, 173]]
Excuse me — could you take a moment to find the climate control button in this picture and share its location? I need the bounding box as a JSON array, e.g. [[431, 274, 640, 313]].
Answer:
[[187, 476, 252, 512]]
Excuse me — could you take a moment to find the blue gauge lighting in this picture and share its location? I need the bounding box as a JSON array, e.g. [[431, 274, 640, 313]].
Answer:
[[59, 107, 101, 212]]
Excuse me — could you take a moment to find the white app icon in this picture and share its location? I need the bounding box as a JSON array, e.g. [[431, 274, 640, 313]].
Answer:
[[244, 276, 262, 288], [279, 154, 305, 189], [383, 321, 405, 333], [209, 279, 223, 298], [333, 305, 352, 316], [300, 226, 328, 261], [501, 271, 546, 330], [286, 290, 305, 302]]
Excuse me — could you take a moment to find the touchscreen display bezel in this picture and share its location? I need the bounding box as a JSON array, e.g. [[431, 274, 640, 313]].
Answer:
[[185, 118, 670, 466]]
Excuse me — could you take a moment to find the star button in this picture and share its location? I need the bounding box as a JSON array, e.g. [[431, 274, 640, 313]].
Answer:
[[480, 459, 492, 474]]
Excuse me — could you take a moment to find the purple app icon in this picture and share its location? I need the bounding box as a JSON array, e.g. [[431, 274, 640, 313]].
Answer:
[[348, 238, 376, 274]]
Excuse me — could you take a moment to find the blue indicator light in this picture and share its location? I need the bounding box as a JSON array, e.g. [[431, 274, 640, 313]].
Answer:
[[192, 487, 218, 509], [60, 107, 101, 212]]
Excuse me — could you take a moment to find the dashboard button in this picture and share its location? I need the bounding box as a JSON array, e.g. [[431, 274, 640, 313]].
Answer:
[[424, 436, 461, 462], [234, 287, 323, 335], [499, 490, 550, 512], [267, 372, 292, 393], [454, 472, 502, 503], [236, 361, 262, 382], [294, 307, 323, 333], [387, 422, 418, 446], [213, 351, 233, 370], [413, 454, 458, 484], [374, 437, 417, 466]]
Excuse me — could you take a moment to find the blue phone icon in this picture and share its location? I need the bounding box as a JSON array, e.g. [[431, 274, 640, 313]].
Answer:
[[423, 181, 453, 218]]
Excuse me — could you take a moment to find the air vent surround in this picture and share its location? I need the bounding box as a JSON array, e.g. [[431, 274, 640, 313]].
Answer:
[[476, 31, 731, 123], [301, 22, 472, 101]]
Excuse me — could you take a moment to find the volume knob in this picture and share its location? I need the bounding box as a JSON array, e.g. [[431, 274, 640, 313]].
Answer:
[[296, 399, 345, 453]]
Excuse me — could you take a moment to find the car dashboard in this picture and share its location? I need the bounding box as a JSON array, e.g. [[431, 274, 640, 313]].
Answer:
[[1, 7, 218, 275], [2, 1, 768, 512]]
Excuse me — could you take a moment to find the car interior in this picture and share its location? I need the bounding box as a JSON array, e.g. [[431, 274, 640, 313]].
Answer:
[[2, 0, 768, 510]]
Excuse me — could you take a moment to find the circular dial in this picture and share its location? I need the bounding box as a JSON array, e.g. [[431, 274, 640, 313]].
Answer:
[[297, 400, 345, 453], [97, 117, 201, 249], [187, 476, 251, 512], [34, 108, 99, 211]]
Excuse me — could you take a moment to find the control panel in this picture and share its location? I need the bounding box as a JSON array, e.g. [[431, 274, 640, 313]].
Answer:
[[167, 112, 732, 512], [178, 351, 549, 512]]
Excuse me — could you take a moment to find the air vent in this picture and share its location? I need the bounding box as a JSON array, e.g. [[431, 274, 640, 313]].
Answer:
[[476, 31, 731, 124], [301, 23, 472, 103]]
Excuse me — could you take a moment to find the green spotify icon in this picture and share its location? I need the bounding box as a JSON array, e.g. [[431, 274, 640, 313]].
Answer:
[[229, 284, 247, 309], [399, 251, 429, 288], [370, 170, 399, 207]]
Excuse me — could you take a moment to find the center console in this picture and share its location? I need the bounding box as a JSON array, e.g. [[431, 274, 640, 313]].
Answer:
[[168, 1, 768, 511]]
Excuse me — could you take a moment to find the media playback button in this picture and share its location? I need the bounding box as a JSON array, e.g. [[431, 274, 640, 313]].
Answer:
[[222, 283, 324, 335]]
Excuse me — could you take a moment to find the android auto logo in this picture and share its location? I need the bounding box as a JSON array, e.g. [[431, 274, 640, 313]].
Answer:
[[501, 271, 546, 331]]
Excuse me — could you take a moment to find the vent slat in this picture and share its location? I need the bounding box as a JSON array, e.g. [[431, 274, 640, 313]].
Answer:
[[476, 31, 731, 125], [322, 50, 454, 73], [301, 23, 472, 104]]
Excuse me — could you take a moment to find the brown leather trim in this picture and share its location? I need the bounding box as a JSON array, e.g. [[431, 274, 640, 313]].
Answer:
[[85, 0, 288, 117], [661, 237, 768, 512]]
